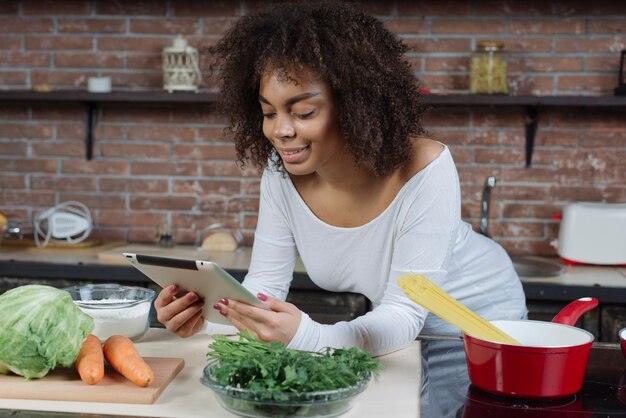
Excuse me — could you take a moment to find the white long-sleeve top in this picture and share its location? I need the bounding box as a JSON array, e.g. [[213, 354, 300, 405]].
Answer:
[[241, 146, 527, 356]]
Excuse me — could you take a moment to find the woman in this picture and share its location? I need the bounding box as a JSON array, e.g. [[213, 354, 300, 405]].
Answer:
[[154, 0, 527, 357]]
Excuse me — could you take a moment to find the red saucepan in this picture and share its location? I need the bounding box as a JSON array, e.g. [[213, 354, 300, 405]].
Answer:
[[463, 297, 599, 399]]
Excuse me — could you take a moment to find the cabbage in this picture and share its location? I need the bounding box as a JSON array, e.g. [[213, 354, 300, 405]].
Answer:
[[0, 285, 94, 379]]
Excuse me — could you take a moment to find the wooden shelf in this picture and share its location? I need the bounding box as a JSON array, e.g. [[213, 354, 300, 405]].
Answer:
[[1, 91, 625, 164]]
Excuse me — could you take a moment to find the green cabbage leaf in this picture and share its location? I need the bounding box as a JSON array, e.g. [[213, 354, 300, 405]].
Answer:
[[0, 285, 94, 379]]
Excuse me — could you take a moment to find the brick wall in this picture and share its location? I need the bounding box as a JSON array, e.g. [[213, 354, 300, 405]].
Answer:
[[1, 0, 625, 255]]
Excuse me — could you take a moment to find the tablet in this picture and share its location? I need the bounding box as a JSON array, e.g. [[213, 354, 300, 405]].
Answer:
[[123, 252, 268, 325]]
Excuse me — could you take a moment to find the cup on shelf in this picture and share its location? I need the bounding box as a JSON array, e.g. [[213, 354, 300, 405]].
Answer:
[[620, 328, 626, 359], [87, 76, 112, 93]]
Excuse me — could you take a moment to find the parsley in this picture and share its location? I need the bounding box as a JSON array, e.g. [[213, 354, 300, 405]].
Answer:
[[206, 331, 381, 393]]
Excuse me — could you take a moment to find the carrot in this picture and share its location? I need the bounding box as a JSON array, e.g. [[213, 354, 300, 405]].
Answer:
[[103, 335, 154, 387], [75, 334, 105, 385]]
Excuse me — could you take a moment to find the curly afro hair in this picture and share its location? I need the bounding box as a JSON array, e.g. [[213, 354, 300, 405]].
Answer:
[[208, 0, 426, 177]]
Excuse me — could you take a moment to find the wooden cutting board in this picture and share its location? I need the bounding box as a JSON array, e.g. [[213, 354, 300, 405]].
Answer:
[[0, 357, 184, 404]]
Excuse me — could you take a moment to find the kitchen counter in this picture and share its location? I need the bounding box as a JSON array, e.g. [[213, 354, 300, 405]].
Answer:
[[0, 328, 421, 418]]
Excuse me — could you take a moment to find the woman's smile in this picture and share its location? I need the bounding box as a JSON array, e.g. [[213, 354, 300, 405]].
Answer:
[[277, 145, 311, 163]]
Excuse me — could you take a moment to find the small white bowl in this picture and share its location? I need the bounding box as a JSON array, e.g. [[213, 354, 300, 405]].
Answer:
[[64, 284, 156, 341]]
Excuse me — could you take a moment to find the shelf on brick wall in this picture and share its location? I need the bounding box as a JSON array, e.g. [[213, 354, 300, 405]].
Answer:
[[1, 91, 626, 164]]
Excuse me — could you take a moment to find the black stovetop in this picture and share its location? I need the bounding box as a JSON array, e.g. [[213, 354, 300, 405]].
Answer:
[[420, 339, 626, 418]]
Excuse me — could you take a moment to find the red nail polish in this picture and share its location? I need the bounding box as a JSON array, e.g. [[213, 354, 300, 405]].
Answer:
[[219, 310, 227, 316], [169, 285, 177, 293], [257, 293, 267, 301], [187, 293, 197, 302], [219, 298, 229, 305], [213, 303, 221, 310]]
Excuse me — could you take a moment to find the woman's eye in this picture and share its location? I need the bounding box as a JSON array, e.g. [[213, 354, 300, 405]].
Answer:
[[263, 112, 276, 119], [293, 111, 314, 119]]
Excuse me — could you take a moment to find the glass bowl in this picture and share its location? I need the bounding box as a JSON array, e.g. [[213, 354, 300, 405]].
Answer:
[[64, 284, 156, 341], [200, 361, 371, 418]]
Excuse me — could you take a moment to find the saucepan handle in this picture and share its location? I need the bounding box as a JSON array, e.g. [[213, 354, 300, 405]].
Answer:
[[551, 297, 599, 326]]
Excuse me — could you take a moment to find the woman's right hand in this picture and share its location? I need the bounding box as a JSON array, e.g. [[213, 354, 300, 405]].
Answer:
[[154, 284, 205, 338]]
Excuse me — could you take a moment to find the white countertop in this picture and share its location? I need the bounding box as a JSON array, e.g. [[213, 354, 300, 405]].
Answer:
[[0, 329, 421, 418]]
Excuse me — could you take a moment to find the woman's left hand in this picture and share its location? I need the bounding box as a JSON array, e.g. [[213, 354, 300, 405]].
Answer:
[[213, 293, 301, 345]]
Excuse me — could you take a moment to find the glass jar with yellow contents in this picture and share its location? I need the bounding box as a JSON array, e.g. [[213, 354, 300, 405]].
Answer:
[[470, 41, 508, 94]]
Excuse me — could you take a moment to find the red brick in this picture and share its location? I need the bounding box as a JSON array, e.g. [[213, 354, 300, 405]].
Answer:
[[0, 174, 25, 189], [555, 38, 626, 53], [476, 0, 551, 15], [558, 75, 617, 93], [383, 19, 429, 35], [202, 17, 237, 35], [475, 148, 525, 164], [405, 55, 423, 72], [96, 1, 166, 16], [56, 53, 125, 68], [0, 1, 18, 14], [31, 105, 84, 121], [131, 161, 199, 176], [126, 125, 196, 141], [0, 159, 56, 173], [127, 53, 161, 70], [31, 175, 97, 191], [421, 110, 470, 127], [31, 70, 94, 87], [200, 161, 256, 177], [425, 57, 470, 72], [131, 18, 200, 35], [0, 191, 56, 207], [0, 141, 27, 155], [131, 195, 196, 210], [0, 71, 26, 84], [508, 56, 583, 72], [23, 0, 91, 15], [455, 166, 502, 185], [549, 186, 605, 201], [0, 123, 53, 139], [551, 111, 626, 129], [197, 127, 228, 141], [0, 35, 20, 50], [605, 187, 626, 201], [397, 0, 472, 16], [174, 212, 240, 229], [402, 38, 471, 53], [62, 160, 130, 175], [243, 215, 257, 231], [60, 193, 126, 209], [473, 110, 525, 128], [0, 105, 29, 120], [108, 71, 163, 89], [90, 228, 126, 241], [57, 124, 87, 140], [58, 18, 126, 33], [32, 141, 84, 157], [500, 166, 561, 183], [99, 210, 165, 227], [99, 178, 168, 193], [507, 74, 554, 95], [509, 18, 585, 35], [241, 178, 261, 195], [503, 202, 561, 219], [497, 37, 551, 53], [172, 0, 240, 17], [172, 179, 240, 195], [588, 19, 626, 34], [98, 36, 167, 52], [0, 17, 53, 33], [582, 130, 626, 147], [432, 20, 504, 35], [94, 125, 125, 140], [101, 142, 170, 159], [173, 144, 236, 160], [502, 239, 556, 257], [171, 107, 227, 124], [584, 55, 622, 72], [430, 129, 500, 145], [26, 36, 92, 50], [448, 147, 473, 164], [102, 108, 172, 124], [0, 52, 51, 67], [554, 2, 626, 16], [420, 74, 468, 91]]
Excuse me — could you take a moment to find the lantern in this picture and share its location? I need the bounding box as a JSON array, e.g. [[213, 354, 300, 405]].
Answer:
[[162, 35, 202, 93]]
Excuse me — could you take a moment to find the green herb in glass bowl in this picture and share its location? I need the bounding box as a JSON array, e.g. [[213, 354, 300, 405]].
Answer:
[[201, 332, 381, 417]]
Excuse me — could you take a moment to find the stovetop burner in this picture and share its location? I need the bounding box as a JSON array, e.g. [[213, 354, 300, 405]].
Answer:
[[420, 339, 626, 418]]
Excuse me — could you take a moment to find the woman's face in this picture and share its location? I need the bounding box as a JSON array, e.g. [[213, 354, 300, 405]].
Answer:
[[259, 68, 345, 177]]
